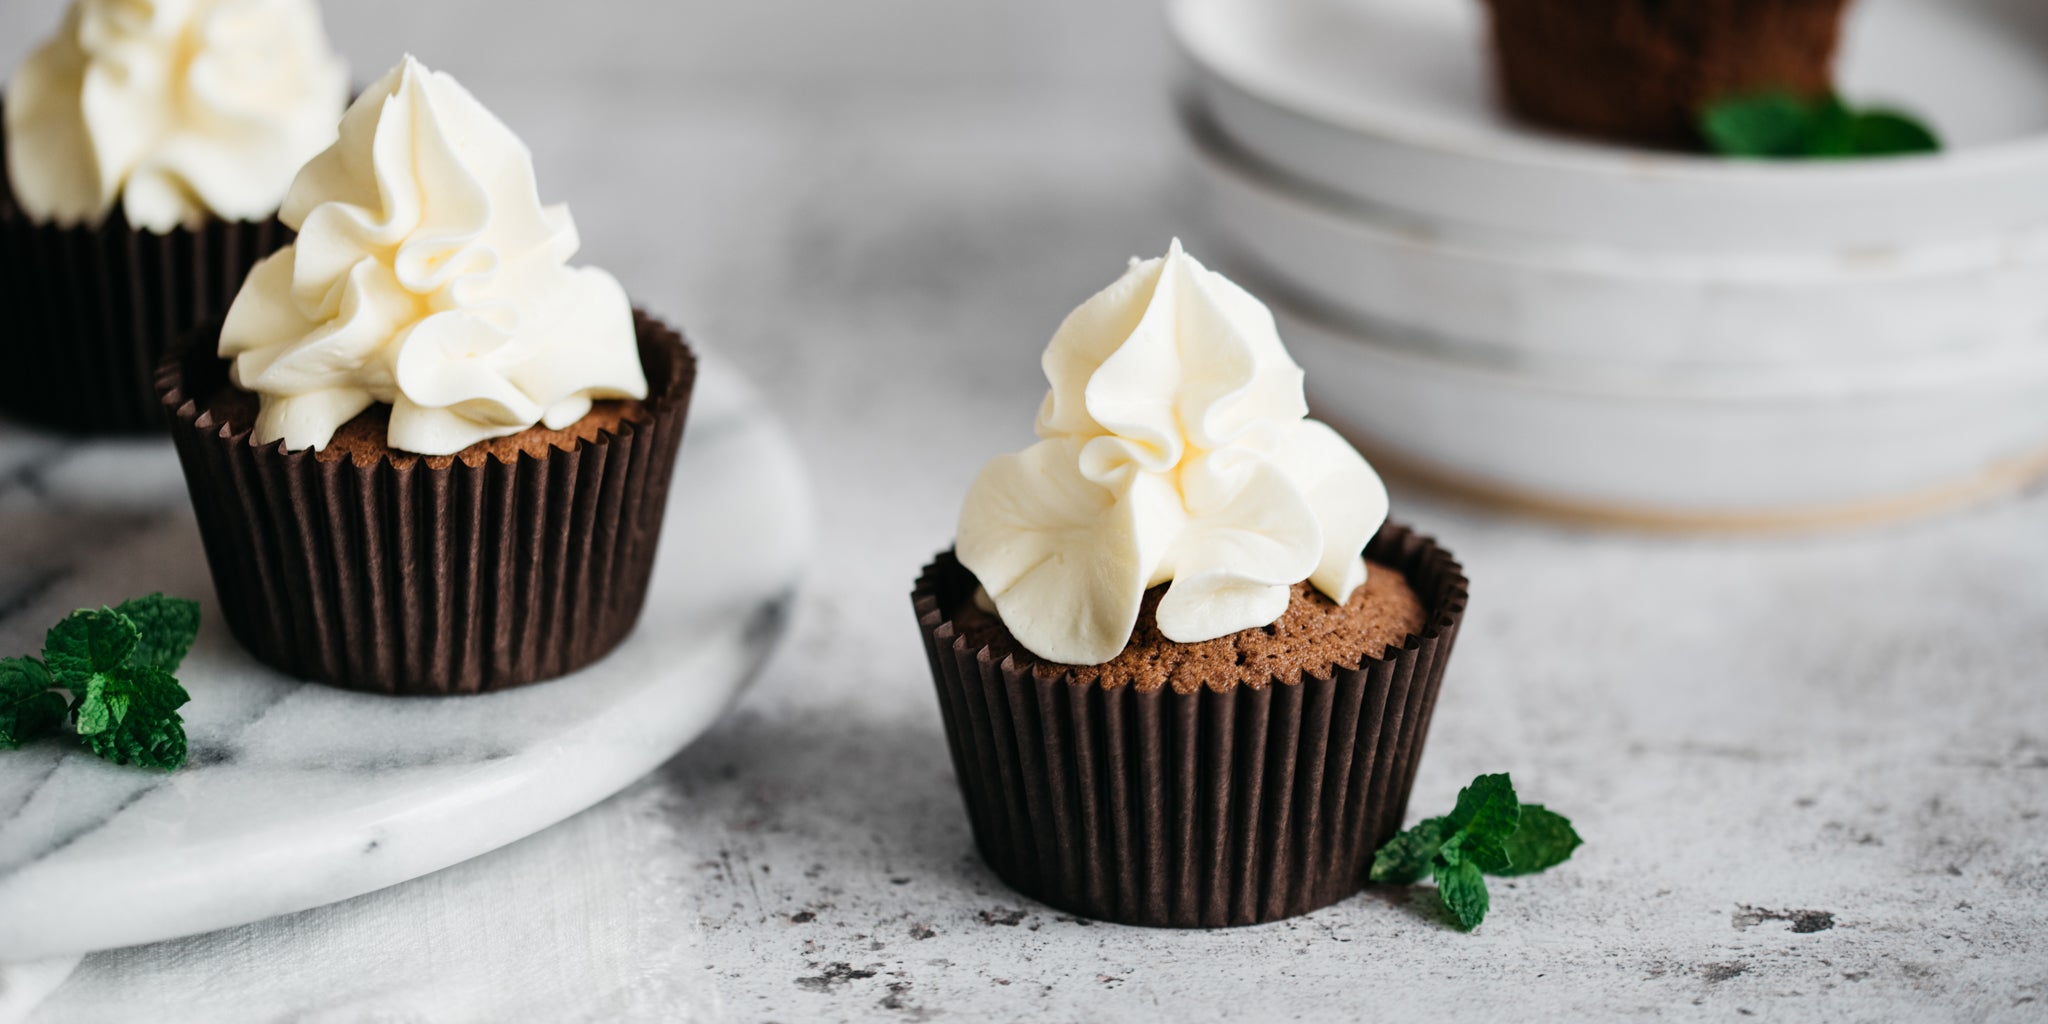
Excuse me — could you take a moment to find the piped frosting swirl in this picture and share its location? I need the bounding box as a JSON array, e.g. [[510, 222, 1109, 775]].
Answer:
[[956, 240, 1389, 666], [4, 0, 347, 232], [218, 56, 646, 456]]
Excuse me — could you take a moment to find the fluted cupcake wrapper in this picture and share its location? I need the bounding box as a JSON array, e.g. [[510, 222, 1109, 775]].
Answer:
[[0, 127, 290, 433], [157, 311, 695, 695], [913, 523, 1467, 928]]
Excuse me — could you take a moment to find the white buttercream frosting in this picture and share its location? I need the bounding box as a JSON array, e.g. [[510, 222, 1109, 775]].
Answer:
[[956, 240, 1389, 666], [4, 0, 347, 232], [218, 56, 646, 456]]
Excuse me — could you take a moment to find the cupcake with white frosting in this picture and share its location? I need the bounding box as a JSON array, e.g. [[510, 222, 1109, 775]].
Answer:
[[157, 57, 696, 695], [913, 241, 1468, 927], [1, 0, 347, 432]]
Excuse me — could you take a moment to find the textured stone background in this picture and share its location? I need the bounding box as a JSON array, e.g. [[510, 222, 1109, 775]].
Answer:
[[3, 1, 2046, 1021]]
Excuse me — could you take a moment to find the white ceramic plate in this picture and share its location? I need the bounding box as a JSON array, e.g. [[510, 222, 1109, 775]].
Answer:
[[0, 351, 812, 960], [1187, 112, 2048, 367], [1273, 298, 2048, 524], [1174, 0, 2048, 251]]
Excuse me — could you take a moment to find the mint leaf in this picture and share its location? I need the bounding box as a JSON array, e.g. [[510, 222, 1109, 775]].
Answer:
[[0, 657, 66, 749], [73, 664, 189, 771], [114, 595, 201, 672], [1372, 772, 1582, 931], [1701, 92, 1940, 159], [1849, 110, 1940, 157], [1435, 858, 1489, 931], [1370, 816, 1447, 885], [1453, 829, 1514, 876], [1445, 773, 1520, 872], [1446, 773, 1519, 834], [1, 596, 203, 771], [1805, 96, 1861, 158], [44, 608, 141, 685], [1701, 92, 1814, 157], [1498, 804, 1583, 877]]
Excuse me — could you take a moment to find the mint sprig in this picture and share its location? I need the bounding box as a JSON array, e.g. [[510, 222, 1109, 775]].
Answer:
[[1371, 772, 1582, 930], [0, 657, 67, 748], [1701, 92, 1941, 159], [0, 595, 200, 771], [115, 594, 202, 674], [1498, 805, 1581, 877]]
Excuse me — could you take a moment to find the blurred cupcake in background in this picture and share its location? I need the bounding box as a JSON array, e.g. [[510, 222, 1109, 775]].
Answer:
[[158, 56, 696, 696], [1481, 0, 1850, 148], [1, 0, 347, 432]]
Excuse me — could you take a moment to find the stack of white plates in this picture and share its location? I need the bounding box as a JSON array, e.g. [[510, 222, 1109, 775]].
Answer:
[[1173, 0, 2048, 528]]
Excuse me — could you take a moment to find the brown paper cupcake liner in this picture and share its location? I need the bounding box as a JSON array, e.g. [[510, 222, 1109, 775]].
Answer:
[[1, 121, 291, 433], [157, 311, 695, 695], [913, 523, 1467, 928]]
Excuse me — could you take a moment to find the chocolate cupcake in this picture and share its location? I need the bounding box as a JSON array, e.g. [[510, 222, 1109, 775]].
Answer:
[[1, 0, 347, 432], [158, 57, 693, 695], [1481, 0, 1851, 148], [912, 241, 1468, 927]]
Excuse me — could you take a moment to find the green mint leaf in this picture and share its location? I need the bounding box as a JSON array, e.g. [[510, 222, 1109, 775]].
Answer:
[[1447, 773, 1521, 848], [114, 595, 201, 672], [1805, 96, 1861, 158], [1700, 92, 1815, 157], [1375, 772, 1582, 931], [1496, 805, 1584, 877], [43, 608, 141, 685], [0, 657, 67, 749], [73, 664, 189, 771], [1370, 816, 1448, 885], [1435, 858, 1489, 931], [1847, 110, 1940, 157], [1457, 829, 1515, 875], [1702, 92, 1941, 159], [1440, 827, 1512, 875]]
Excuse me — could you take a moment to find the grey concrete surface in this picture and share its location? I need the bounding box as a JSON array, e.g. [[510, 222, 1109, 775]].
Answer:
[[2, 1, 2046, 1021]]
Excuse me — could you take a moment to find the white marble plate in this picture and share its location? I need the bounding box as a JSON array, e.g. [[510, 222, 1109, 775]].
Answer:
[[0, 351, 812, 961]]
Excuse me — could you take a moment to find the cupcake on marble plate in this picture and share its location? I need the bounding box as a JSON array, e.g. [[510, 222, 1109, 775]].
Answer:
[[2, 0, 347, 432], [913, 240, 1468, 927], [157, 56, 697, 696]]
